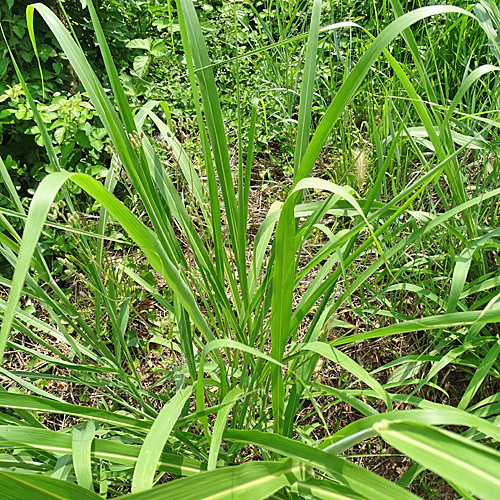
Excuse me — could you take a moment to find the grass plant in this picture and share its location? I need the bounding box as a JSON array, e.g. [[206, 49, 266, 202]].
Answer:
[[1, 0, 500, 498]]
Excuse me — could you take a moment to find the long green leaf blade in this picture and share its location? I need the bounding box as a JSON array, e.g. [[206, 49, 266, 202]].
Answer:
[[126, 459, 305, 500], [0, 471, 101, 500], [132, 386, 193, 492], [72, 420, 95, 491], [375, 420, 500, 500]]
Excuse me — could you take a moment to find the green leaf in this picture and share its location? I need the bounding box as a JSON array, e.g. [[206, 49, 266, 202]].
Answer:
[[299, 342, 391, 410], [330, 308, 500, 346], [0, 169, 214, 366], [54, 126, 66, 144], [292, 478, 367, 500], [0, 425, 205, 476], [447, 228, 500, 313], [0, 471, 101, 500], [75, 129, 90, 148], [126, 38, 153, 51], [133, 55, 150, 78], [225, 430, 419, 500], [374, 420, 500, 500], [126, 459, 306, 500], [295, 5, 473, 183], [207, 386, 244, 471], [294, 0, 322, 172], [320, 406, 500, 454], [0, 393, 151, 431], [459, 340, 500, 410], [72, 420, 95, 491], [12, 25, 25, 39], [131, 386, 193, 492], [150, 39, 167, 57], [474, 1, 500, 64]]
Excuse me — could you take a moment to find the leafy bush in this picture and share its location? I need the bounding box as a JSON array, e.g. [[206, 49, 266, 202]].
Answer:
[[0, 85, 109, 183]]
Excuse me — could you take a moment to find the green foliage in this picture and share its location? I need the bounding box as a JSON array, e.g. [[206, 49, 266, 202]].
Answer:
[[0, 0, 61, 94], [1, 0, 500, 499], [126, 37, 167, 78], [0, 85, 109, 184]]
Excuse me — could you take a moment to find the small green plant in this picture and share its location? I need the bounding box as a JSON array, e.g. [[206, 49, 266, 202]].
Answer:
[[126, 37, 167, 78], [0, 85, 109, 183]]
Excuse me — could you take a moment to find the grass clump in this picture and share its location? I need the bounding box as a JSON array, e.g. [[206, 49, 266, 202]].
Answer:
[[0, 0, 500, 499]]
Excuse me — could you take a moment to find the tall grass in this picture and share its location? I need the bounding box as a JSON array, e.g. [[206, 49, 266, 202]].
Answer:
[[0, 0, 500, 498]]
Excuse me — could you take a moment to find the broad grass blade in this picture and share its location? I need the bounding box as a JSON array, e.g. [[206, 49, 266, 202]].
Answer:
[[207, 387, 244, 471], [0, 393, 151, 432], [224, 430, 419, 499], [126, 459, 305, 500], [374, 420, 500, 500], [0, 426, 205, 476], [132, 386, 192, 492], [0, 471, 101, 500], [320, 407, 500, 454], [72, 420, 95, 491]]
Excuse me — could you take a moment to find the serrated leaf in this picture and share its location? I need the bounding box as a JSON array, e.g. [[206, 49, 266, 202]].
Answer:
[[150, 39, 167, 57], [54, 126, 66, 144], [133, 55, 150, 78], [126, 38, 152, 51]]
